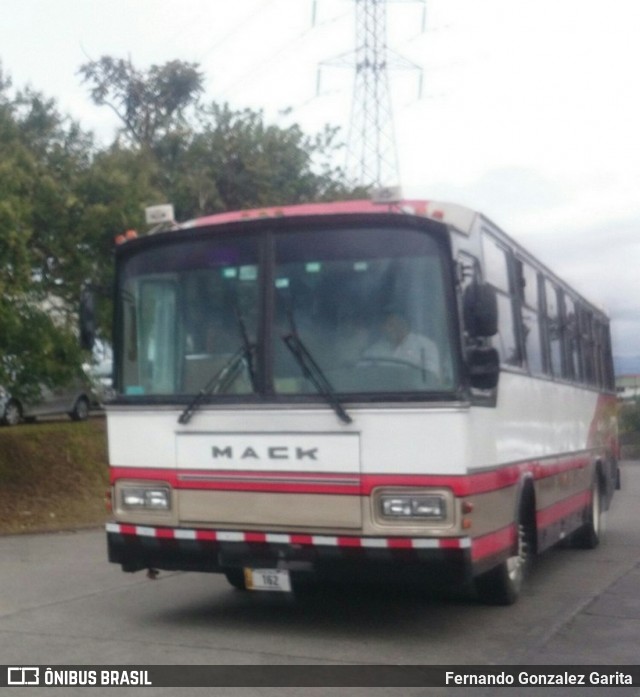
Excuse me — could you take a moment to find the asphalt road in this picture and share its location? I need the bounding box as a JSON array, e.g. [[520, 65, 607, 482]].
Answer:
[[1, 461, 639, 696]]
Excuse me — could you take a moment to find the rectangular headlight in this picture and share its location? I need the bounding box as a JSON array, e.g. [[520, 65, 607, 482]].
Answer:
[[380, 494, 446, 520], [121, 487, 171, 511]]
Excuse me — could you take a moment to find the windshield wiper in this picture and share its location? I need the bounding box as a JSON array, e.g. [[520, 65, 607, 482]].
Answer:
[[282, 331, 352, 425], [232, 302, 258, 392], [177, 345, 251, 425], [178, 300, 258, 425]]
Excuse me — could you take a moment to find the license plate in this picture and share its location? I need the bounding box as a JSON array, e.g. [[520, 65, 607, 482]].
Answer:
[[244, 568, 292, 592]]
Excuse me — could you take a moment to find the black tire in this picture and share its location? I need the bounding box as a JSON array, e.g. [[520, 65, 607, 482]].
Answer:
[[2, 399, 21, 426], [570, 476, 604, 549], [475, 514, 532, 606], [70, 396, 90, 422], [224, 569, 247, 590]]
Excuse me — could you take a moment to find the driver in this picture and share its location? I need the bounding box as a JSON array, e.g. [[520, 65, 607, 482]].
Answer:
[[364, 308, 440, 376]]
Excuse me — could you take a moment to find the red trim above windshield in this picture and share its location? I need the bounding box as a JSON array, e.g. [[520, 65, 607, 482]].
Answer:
[[185, 200, 430, 229]]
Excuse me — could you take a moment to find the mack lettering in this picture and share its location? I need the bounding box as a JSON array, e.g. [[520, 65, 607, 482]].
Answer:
[[212, 445, 318, 461]]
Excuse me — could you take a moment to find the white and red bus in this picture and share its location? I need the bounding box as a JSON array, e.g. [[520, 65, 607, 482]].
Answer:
[[98, 197, 619, 604]]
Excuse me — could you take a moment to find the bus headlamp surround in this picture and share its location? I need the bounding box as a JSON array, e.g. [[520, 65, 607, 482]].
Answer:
[[121, 486, 171, 511], [379, 493, 447, 520]]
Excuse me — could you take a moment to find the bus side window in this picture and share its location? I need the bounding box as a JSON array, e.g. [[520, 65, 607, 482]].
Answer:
[[602, 322, 615, 391], [563, 295, 582, 382], [579, 307, 596, 385], [542, 279, 563, 378], [593, 320, 612, 389], [516, 259, 544, 375], [481, 234, 521, 367]]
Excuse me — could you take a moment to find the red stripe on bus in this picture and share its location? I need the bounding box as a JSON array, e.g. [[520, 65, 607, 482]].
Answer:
[[109, 454, 594, 498], [536, 489, 591, 529], [338, 536, 362, 548], [290, 534, 314, 546], [119, 524, 138, 536], [245, 532, 267, 544], [471, 524, 516, 561], [195, 530, 217, 542], [387, 537, 414, 549], [155, 527, 175, 539]]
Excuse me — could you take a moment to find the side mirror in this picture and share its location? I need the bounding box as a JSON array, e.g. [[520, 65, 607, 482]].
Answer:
[[468, 346, 500, 390], [463, 282, 498, 338], [79, 286, 96, 351]]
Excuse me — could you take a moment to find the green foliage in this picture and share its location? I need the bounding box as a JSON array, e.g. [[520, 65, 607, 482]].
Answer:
[[160, 102, 357, 219], [80, 55, 360, 220], [0, 298, 84, 402], [0, 56, 360, 397], [619, 400, 640, 434], [79, 56, 204, 149]]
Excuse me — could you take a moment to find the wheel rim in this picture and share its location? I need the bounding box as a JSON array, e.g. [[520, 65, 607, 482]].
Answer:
[[507, 523, 527, 584], [591, 482, 601, 536]]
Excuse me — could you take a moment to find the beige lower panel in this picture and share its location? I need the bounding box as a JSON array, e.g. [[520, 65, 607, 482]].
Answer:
[[463, 465, 594, 538], [179, 490, 362, 530], [463, 486, 517, 537]]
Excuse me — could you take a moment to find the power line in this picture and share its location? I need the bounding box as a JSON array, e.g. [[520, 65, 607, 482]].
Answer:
[[215, 7, 349, 102], [197, 0, 275, 62]]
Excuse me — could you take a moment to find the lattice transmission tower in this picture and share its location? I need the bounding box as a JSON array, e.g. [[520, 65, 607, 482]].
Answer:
[[319, 0, 423, 189]]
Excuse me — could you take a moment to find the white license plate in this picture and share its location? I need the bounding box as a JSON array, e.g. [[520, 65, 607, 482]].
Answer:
[[244, 568, 292, 592]]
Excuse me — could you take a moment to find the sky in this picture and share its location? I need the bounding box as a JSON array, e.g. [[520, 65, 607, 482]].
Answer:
[[1, 0, 639, 366]]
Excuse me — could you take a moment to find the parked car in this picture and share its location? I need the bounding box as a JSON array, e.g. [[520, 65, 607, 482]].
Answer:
[[85, 358, 114, 406], [0, 377, 96, 426]]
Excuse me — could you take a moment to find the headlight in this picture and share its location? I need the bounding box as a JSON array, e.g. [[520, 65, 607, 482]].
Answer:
[[380, 494, 446, 520], [121, 486, 171, 511]]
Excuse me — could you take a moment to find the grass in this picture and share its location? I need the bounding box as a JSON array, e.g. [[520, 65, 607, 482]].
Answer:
[[0, 417, 109, 535]]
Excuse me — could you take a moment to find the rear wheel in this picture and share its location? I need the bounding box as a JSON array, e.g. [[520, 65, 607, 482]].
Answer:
[[570, 476, 604, 549]]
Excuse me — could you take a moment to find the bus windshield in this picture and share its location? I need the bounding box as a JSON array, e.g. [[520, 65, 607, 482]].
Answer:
[[117, 224, 458, 399]]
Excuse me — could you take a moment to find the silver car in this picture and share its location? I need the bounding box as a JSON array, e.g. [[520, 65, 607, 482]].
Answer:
[[0, 379, 95, 426]]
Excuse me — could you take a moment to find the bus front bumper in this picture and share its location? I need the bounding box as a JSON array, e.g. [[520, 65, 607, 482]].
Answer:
[[106, 523, 473, 587]]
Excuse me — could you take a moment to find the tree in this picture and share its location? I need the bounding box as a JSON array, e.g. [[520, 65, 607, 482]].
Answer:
[[0, 68, 96, 397], [78, 56, 204, 149], [79, 56, 362, 220], [159, 102, 357, 220], [620, 400, 640, 435], [0, 55, 364, 400], [0, 298, 84, 404]]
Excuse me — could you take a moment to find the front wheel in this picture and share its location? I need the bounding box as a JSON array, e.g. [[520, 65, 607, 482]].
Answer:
[[475, 520, 531, 606], [570, 476, 604, 549]]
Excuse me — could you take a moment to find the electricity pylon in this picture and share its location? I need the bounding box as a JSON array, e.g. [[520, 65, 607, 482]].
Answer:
[[319, 0, 423, 189]]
